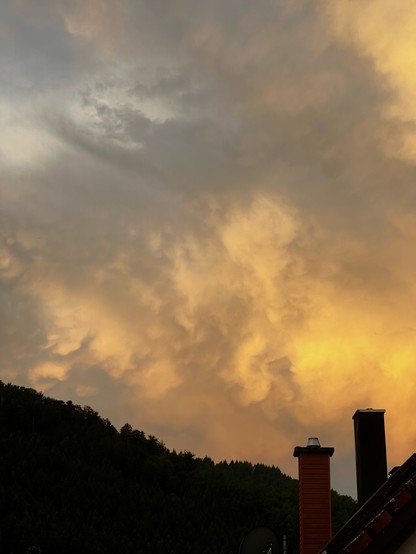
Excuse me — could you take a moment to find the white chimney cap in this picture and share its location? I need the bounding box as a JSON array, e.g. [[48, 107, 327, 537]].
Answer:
[[307, 437, 321, 447]]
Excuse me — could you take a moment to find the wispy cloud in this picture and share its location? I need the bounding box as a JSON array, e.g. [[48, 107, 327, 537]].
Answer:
[[2, 0, 416, 495]]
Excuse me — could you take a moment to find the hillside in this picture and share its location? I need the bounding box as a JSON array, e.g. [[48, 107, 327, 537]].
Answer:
[[0, 381, 356, 553]]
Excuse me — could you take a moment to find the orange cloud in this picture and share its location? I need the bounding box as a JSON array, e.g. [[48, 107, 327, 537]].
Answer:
[[323, 1, 416, 162], [4, 0, 416, 496]]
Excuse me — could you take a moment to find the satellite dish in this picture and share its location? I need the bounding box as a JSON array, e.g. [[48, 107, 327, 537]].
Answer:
[[239, 526, 281, 554]]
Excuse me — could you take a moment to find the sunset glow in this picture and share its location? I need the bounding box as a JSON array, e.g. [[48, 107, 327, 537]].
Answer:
[[2, 0, 416, 496]]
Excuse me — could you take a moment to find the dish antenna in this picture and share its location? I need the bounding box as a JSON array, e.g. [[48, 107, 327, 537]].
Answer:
[[239, 526, 283, 554]]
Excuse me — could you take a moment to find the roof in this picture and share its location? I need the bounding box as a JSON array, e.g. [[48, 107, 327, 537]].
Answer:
[[320, 453, 416, 554]]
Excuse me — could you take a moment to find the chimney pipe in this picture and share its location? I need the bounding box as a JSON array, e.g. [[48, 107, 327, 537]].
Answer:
[[294, 438, 334, 554], [353, 409, 387, 506]]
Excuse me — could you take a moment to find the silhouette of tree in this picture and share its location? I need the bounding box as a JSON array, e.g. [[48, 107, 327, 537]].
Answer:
[[0, 381, 356, 553]]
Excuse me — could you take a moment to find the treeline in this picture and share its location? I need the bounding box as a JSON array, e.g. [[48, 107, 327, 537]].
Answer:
[[0, 381, 356, 553]]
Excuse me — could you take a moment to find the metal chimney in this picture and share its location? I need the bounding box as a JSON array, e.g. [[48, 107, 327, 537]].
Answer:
[[294, 438, 334, 554], [353, 409, 387, 506]]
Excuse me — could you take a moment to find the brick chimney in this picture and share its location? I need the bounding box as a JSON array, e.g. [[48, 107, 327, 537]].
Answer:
[[293, 438, 334, 554], [353, 409, 387, 506]]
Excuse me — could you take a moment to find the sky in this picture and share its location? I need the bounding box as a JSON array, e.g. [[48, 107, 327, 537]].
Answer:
[[1, 0, 416, 497]]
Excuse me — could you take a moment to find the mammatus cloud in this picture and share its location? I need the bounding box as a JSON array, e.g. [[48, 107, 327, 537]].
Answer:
[[1, 0, 416, 495], [324, 0, 416, 161]]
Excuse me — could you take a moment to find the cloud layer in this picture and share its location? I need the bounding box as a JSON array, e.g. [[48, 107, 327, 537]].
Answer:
[[2, 0, 416, 495]]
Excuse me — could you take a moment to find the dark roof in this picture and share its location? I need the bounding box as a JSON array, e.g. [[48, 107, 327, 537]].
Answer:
[[320, 453, 416, 554]]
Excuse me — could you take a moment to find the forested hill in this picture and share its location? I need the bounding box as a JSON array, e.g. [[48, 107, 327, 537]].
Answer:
[[0, 381, 356, 554]]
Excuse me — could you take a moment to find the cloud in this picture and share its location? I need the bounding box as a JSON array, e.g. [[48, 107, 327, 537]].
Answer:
[[323, 0, 416, 161], [2, 0, 416, 495]]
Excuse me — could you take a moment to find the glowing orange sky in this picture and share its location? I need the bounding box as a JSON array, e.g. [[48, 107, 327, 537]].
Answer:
[[1, 0, 416, 496]]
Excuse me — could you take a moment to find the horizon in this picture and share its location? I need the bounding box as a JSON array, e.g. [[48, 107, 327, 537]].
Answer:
[[1, 0, 416, 499], [2, 378, 359, 500]]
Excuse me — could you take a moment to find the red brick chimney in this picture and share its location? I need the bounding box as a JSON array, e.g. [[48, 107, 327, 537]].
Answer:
[[293, 438, 334, 554]]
